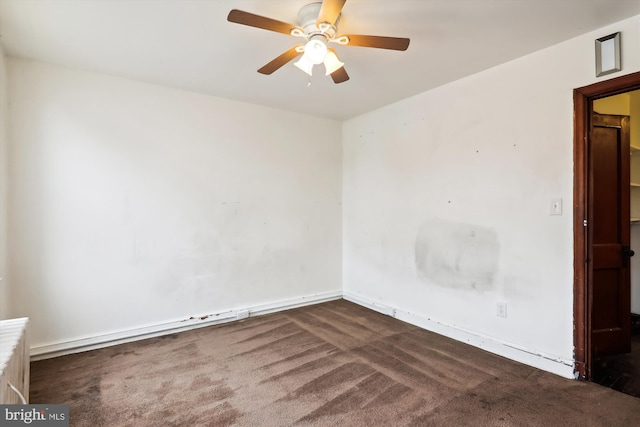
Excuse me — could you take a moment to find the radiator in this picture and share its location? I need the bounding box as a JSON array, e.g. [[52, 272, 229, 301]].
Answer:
[[0, 317, 30, 404]]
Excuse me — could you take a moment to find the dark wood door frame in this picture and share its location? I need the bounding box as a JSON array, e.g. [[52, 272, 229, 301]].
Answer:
[[574, 71, 640, 380]]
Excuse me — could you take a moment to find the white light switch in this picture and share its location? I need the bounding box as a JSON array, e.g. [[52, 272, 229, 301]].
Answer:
[[550, 198, 562, 215]]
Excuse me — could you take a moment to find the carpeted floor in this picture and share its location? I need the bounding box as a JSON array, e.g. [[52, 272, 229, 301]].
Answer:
[[30, 299, 640, 426]]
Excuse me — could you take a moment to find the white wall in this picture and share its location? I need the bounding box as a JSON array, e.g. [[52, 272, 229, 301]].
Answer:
[[7, 59, 342, 350], [343, 16, 640, 378], [0, 44, 8, 320]]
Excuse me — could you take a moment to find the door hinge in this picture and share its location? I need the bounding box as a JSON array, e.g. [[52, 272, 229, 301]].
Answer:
[[583, 219, 588, 227]]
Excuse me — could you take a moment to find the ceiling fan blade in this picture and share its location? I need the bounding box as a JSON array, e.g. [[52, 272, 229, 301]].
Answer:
[[317, 0, 346, 28], [227, 9, 301, 36], [341, 34, 410, 51], [257, 45, 303, 75], [330, 66, 349, 84]]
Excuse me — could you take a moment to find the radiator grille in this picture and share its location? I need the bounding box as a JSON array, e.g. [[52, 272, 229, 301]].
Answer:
[[0, 317, 30, 404]]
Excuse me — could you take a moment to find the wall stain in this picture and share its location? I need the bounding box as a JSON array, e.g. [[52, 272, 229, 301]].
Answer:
[[415, 218, 500, 291]]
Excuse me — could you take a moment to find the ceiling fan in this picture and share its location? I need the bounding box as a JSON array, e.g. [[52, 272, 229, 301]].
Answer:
[[227, 0, 410, 84]]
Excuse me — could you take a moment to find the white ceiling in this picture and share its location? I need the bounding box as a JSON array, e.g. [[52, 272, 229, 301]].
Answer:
[[1, 0, 640, 120]]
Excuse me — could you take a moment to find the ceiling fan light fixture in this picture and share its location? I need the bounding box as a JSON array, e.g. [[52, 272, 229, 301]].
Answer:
[[324, 51, 344, 75], [303, 35, 328, 64], [294, 55, 314, 76], [227, 1, 409, 85]]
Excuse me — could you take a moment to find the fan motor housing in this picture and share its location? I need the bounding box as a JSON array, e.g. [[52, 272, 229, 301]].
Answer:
[[298, 2, 339, 40]]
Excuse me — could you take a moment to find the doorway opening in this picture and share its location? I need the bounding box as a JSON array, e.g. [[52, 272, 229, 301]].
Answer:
[[574, 71, 640, 397]]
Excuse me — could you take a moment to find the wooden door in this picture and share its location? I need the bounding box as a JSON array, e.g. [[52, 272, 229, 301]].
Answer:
[[590, 112, 632, 357]]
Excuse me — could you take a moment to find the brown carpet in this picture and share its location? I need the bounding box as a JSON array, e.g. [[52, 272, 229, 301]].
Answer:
[[30, 299, 640, 426]]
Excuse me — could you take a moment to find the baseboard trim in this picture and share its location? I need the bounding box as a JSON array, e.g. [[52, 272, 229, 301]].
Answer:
[[344, 291, 575, 379], [343, 292, 396, 317], [31, 289, 576, 379], [30, 290, 342, 361]]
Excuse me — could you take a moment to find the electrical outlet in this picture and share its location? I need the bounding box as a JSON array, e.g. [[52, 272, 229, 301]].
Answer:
[[236, 310, 250, 320], [496, 302, 507, 318]]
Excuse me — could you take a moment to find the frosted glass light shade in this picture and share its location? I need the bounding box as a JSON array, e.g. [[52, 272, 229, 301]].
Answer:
[[294, 55, 314, 76], [324, 51, 344, 75]]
